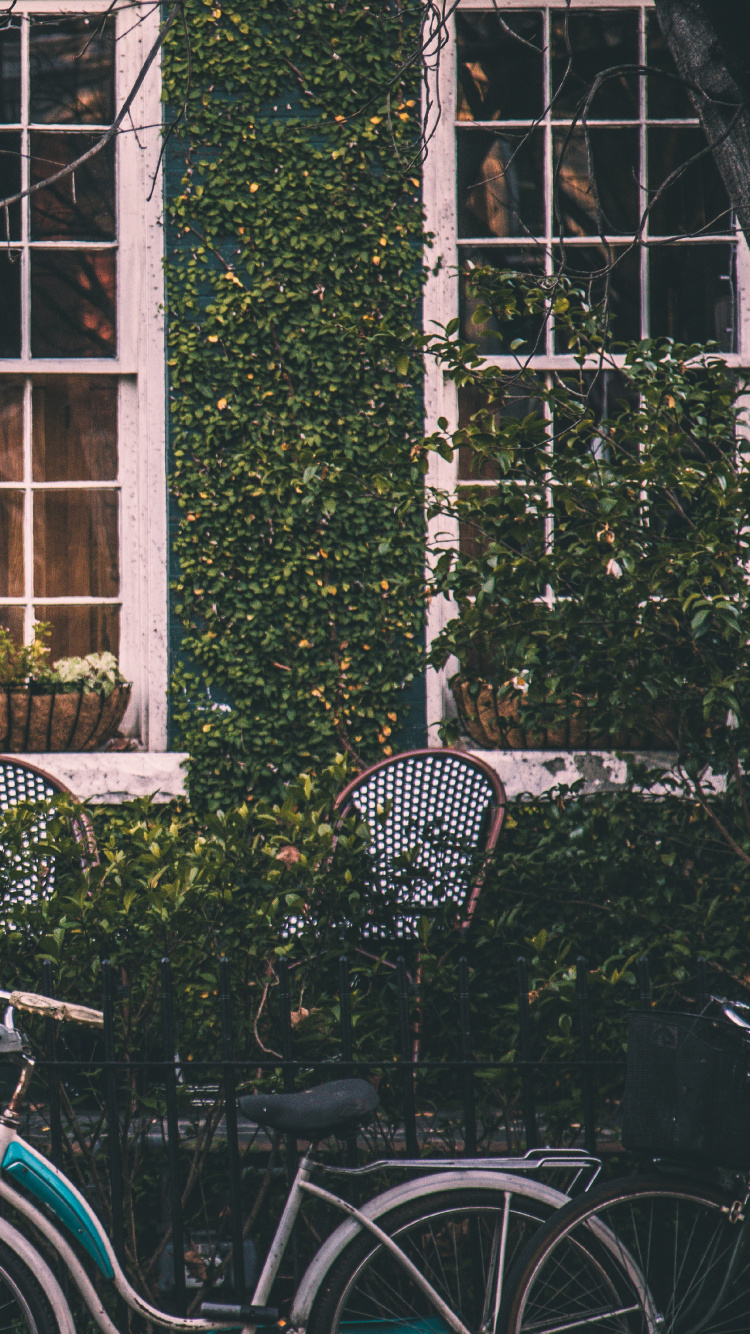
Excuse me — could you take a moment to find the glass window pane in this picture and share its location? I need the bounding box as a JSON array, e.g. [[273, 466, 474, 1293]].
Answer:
[[458, 129, 544, 238], [458, 378, 546, 480], [0, 132, 21, 238], [0, 252, 21, 357], [0, 606, 24, 645], [0, 491, 23, 596], [34, 604, 119, 661], [33, 489, 118, 597], [648, 127, 731, 236], [456, 12, 543, 122], [554, 128, 640, 237], [649, 243, 736, 350], [29, 17, 115, 126], [30, 133, 116, 241], [647, 15, 694, 119], [0, 379, 23, 481], [30, 252, 116, 358], [0, 21, 20, 124], [32, 377, 117, 481], [460, 247, 546, 354], [551, 12, 639, 120], [554, 245, 641, 348]]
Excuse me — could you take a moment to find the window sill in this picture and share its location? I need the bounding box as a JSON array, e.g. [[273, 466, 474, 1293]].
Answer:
[[16, 752, 188, 804], [458, 747, 679, 798]]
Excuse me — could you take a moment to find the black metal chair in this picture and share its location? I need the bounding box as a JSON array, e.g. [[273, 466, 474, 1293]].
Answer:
[[0, 756, 98, 908]]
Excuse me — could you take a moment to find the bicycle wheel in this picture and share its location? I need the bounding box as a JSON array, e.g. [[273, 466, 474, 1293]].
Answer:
[[0, 1239, 64, 1334], [307, 1182, 566, 1334], [498, 1172, 750, 1334]]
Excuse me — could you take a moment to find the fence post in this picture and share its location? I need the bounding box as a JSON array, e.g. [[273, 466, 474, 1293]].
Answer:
[[636, 955, 651, 1009], [516, 957, 537, 1151], [338, 956, 357, 1168], [396, 957, 418, 1157], [458, 956, 477, 1156], [277, 958, 300, 1282], [576, 956, 597, 1156], [219, 957, 245, 1300], [160, 957, 186, 1315], [41, 960, 63, 1170], [101, 960, 125, 1266]]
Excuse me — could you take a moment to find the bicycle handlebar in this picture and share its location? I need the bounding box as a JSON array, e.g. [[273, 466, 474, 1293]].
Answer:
[[0, 990, 104, 1028]]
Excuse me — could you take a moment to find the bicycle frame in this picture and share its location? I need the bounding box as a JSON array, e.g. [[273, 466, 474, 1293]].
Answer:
[[0, 1051, 600, 1334]]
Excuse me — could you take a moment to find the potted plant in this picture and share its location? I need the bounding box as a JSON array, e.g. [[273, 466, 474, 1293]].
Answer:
[[0, 625, 132, 752], [426, 267, 744, 756]]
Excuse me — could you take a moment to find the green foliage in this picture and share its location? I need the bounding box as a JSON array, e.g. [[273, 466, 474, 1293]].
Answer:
[[0, 622, 53, 685], [162, 0, 427, 807]]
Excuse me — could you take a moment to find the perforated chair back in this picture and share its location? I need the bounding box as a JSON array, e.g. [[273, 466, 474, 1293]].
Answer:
[[0, 757, 97, 909], [334, 748, 506, 939]]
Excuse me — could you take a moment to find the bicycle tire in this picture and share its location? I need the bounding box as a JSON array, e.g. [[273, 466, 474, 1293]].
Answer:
[[306, 1181, 567, 1334], [497, 1172, 750, 1334], [0, 1238, 64, 1334]]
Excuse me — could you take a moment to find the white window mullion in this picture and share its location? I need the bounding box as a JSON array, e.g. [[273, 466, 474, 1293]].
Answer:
[[22, 378, 33, 645], [20, 15, 30, 362]]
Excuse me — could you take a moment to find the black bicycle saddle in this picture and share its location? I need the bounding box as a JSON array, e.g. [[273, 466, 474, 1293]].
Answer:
[[239, 1078, 379, 1137]]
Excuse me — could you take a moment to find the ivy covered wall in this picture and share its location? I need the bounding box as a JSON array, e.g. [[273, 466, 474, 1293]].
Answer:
[[162, 0, 427, 807]]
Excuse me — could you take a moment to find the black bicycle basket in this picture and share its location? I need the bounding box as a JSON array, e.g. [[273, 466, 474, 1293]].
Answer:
[[621, 1009, 750, 1168]]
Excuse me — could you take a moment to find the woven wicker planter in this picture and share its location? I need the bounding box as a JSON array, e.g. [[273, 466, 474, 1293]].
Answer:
[[450, 675, 676, 750], [0, 684, 131, 753]]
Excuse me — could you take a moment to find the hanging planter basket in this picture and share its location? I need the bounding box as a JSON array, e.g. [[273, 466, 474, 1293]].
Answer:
[[0, 684, 132, 753], [450, 675, 677, 750]]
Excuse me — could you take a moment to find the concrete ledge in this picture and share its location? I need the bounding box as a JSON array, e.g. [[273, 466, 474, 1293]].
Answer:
[[13, 753, 189, 803], [466, 750, 679, 798]]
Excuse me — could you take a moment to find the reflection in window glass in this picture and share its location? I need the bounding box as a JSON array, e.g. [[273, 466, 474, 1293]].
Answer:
[[0, 379, 22, 481], [0, 491, 23, 596], [30, 134, 115, 240], [550, 12, 639, 120], [648, 128, 730, 236], [0, 606, 23, 645], [34, 489, 119, 598], [32, 376, 117, 481], [554, 245, 641, 347], [31, 252, 116, 357], [34, 604, 119, 661], [29, 17, 115, 126], [650, 243, 735, 350], [0, 132, 21, 238], [458, 379, 546, 479], [646, 15, 694, 119], [0, 252, 21, 357], [456, 12, 543, 122], [461, 248, 546, 354], [0, 22, 20, 124], [458, 130, 544, 238], [554, 128, 640, 237]]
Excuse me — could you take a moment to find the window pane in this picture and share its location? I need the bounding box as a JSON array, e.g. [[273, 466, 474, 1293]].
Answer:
[[648, 127, 731, 236], [554, 245, 641, 348], [0, 21, 20, 124], [554, 128, 640, 237], [460, 247, 546, 355], [458, 130, 544, 238], [647, 15, 694, 119], [33, 377, 117, 481], [456, 12, 543, 122], [0, 491, 23, 596], [34, 604, 119, 661], [649, 243, 736, 350], [29, 17, 115, 126], [0, 132, 20, 238], [458, 378, 546, 480], [0, 252, 21, 357], [31, 252, 116, 358], [33, 489, 118, 597], [551, 12, 639, 120], [0, 606, 24, 645], [0, 379, 23, 482], [30, 133, 116, 241]]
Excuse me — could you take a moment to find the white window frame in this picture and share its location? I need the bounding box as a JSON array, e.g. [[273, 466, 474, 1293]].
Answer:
[[0, 0, 168, 752], [423, 0, 750, 748]]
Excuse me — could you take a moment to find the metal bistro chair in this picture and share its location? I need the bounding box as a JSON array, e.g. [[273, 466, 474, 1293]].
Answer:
[[334, 748, 507, 943], [0, 757, 98, 909]]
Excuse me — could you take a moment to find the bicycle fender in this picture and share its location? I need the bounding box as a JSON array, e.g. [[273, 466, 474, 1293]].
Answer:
[[0, 1213, 77, 1334], [290, 1169, 570, 1327]]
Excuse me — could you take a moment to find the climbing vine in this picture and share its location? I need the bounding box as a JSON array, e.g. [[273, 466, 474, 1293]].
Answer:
[[162, 0, 427, 807]]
